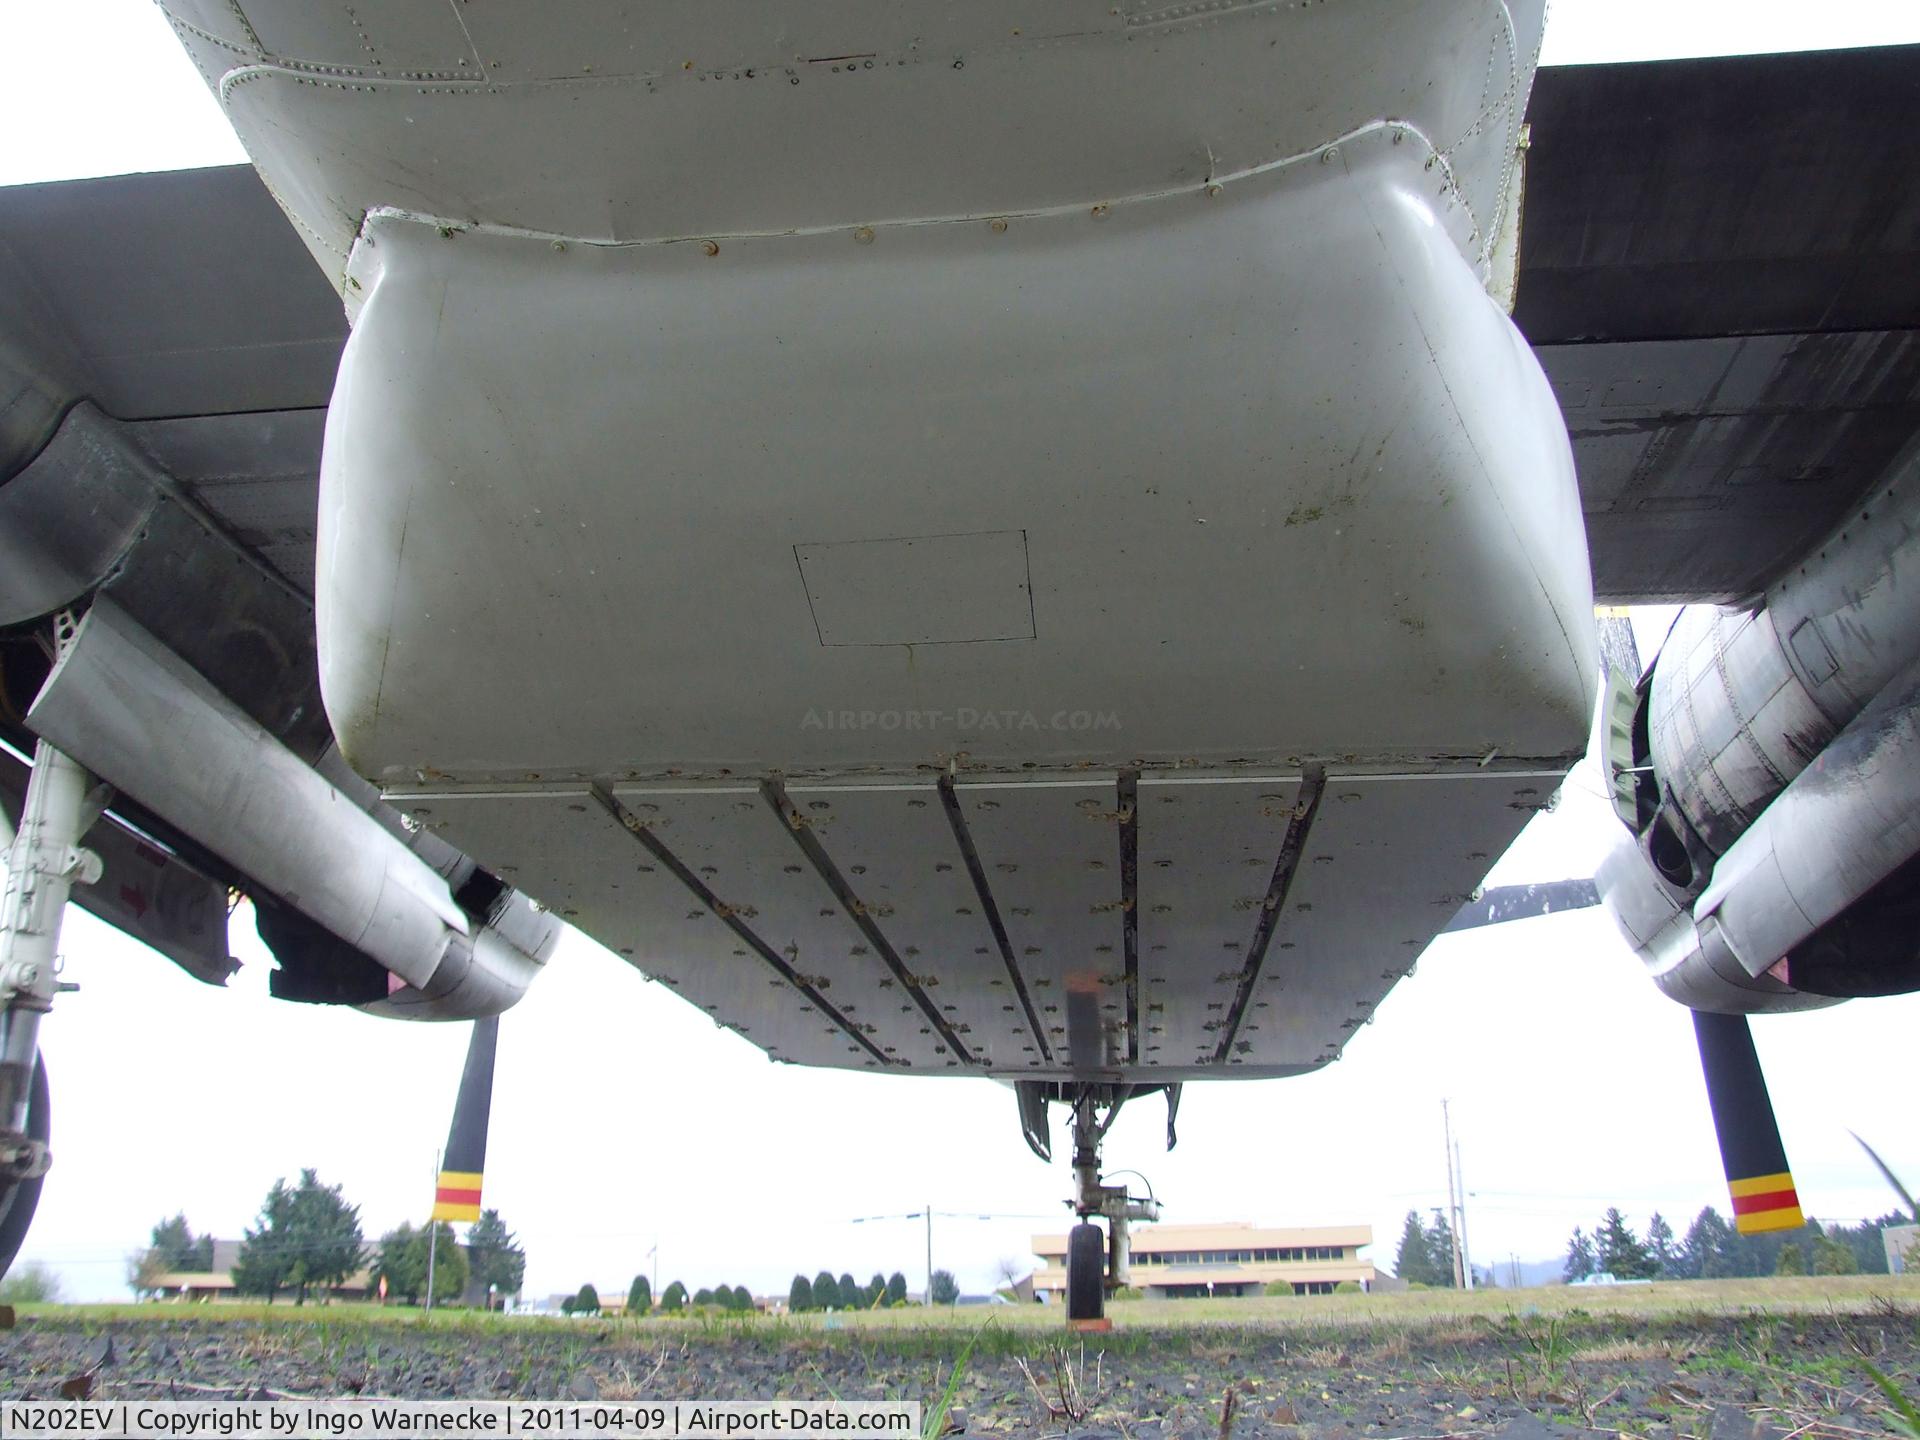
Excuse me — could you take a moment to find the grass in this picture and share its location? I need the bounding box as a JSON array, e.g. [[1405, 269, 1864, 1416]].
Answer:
[[9, 1280, 1917, 1440], [1865, 1361, 1920, 1440], [921, 1320, 989, 1437], [15, 1276, 1918, 1370]]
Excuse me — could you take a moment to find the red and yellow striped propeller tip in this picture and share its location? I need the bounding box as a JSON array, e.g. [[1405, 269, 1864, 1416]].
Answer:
[[1729, 1172, 1803, 1235], [432, 1170, 483, 1223]]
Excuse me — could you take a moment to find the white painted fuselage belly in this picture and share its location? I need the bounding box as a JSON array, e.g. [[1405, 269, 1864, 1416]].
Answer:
[[162, 0, 1593, 1080]]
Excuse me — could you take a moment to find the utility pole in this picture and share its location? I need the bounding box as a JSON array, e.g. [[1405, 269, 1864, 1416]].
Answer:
[[925, 1203, 933, 1306], [1441, 1100, 1466, 1289], [1454, 1134, 1474, 1290], [425, 1149, 440, 1312]]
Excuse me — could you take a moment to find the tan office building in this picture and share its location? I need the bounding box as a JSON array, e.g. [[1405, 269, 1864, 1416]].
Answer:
[[1032, 1221, 1374, 1300]]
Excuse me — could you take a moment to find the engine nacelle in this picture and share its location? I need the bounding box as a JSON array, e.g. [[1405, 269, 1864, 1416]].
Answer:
[[1599, 433, 1920, 1011]]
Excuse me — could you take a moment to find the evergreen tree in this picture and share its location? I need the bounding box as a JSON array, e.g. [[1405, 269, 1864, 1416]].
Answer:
[[1645, 1212, 1679, 1278], [929, 1269, 960, 1305], [372, 1221, 467, 1305], [628, 1275, 653, 1316], [128, 1248, 172, 1297], [837, 1273, 860, 1310], [375, 1222, 421, 1300], [232, 1170, 365, 1305], [813, 1271, 841, 1310], [1812, 1234, 1856, 1275], [1597, 1209, 1656, 1279], [1775, 1243, 1804, 1275], [732, 1285, 753, 1311], [133, 1213, 213, 1293], [1426, 1209, 1458, 1287], [885, 1272, 908, 1306], [788, 1274, 813, 1312], [661, 1280, 687, 1312], [1563, 1226, 1596, 1283], [423, 1222, 469, 1304], [693, 1287, 715, 1306], [1681, 1207, 1737, 1278], [1393, 1210, 1436, 1285], [465, 1210, 526, 1301], [867, 1273, 888, 1308], [1822, 1214, 1901, 1275], [149, 1214, 198, 1271], [231, 1180, 296, 1302]]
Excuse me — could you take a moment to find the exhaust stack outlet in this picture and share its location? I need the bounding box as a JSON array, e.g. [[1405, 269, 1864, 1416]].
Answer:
[[25, 599, 552, 1017]]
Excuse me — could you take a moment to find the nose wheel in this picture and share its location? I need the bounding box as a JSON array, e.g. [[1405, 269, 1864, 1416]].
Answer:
[[1066, 1221, 1106, 1322]]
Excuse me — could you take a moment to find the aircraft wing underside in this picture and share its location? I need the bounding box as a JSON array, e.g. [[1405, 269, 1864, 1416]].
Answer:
[[0, 44, 1916, 1077]]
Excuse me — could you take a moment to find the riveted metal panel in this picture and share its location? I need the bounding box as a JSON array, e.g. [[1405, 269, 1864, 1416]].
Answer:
[[128, 410, 326, 596], [412, 788, 902, 1071], [199, 0, 1531, 272], [1136, 776, 1302, 1071], [236, 4, 480, 74], [1228, 772, 1556, 1072], [783, 781, 1029, 1071], [609, 785, 955, 1071], [950, 779, 1128, 1075]]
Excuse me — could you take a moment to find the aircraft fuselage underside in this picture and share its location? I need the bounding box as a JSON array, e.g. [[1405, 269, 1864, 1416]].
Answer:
[[400, 765, 1574, 1080], [153, 0, 1596, 1080]]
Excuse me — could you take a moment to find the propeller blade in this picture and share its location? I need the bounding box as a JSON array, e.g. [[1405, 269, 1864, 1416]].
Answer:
[[1850, 1130, 1917, 1221], [1596, 610, 1643, 685], [1692, 1010, 1804, 1235], [431, 1016, 498, 1224], [1441, 879, 1601, 933]]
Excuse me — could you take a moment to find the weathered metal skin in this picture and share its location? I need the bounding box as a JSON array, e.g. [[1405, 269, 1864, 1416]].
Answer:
[[158, 0, 1541, 291], [1645, 605, 1838, 863], [1600, 434, 1920, 1010], [1698, 659, 1920, 981], [316, 132, 1593, 783], [0, 406, 156, 629], [0, 238, 82, 486]]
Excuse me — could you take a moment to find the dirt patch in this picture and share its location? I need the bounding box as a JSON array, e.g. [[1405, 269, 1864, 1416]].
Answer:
[[1, 1305, 1915, 1440]]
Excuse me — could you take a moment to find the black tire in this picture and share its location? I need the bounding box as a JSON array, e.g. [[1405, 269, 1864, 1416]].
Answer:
[[0, 1056, 49, 1281], [1066, 1221, 1105, 1321]]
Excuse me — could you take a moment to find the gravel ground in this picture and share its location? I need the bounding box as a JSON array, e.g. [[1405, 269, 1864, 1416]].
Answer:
[[3, 1304, 1916, 1440]]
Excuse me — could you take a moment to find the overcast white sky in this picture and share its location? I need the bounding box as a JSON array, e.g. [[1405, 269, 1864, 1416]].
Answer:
[[4, 2, 1920, 1304]]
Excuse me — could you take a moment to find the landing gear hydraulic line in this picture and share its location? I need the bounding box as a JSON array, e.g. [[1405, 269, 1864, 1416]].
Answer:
[[1065, 1087, 1161, 1332]]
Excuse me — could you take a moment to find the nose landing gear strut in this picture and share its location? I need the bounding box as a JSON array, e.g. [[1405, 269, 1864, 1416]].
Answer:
[[1019, 1082, 1168, 1331]]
